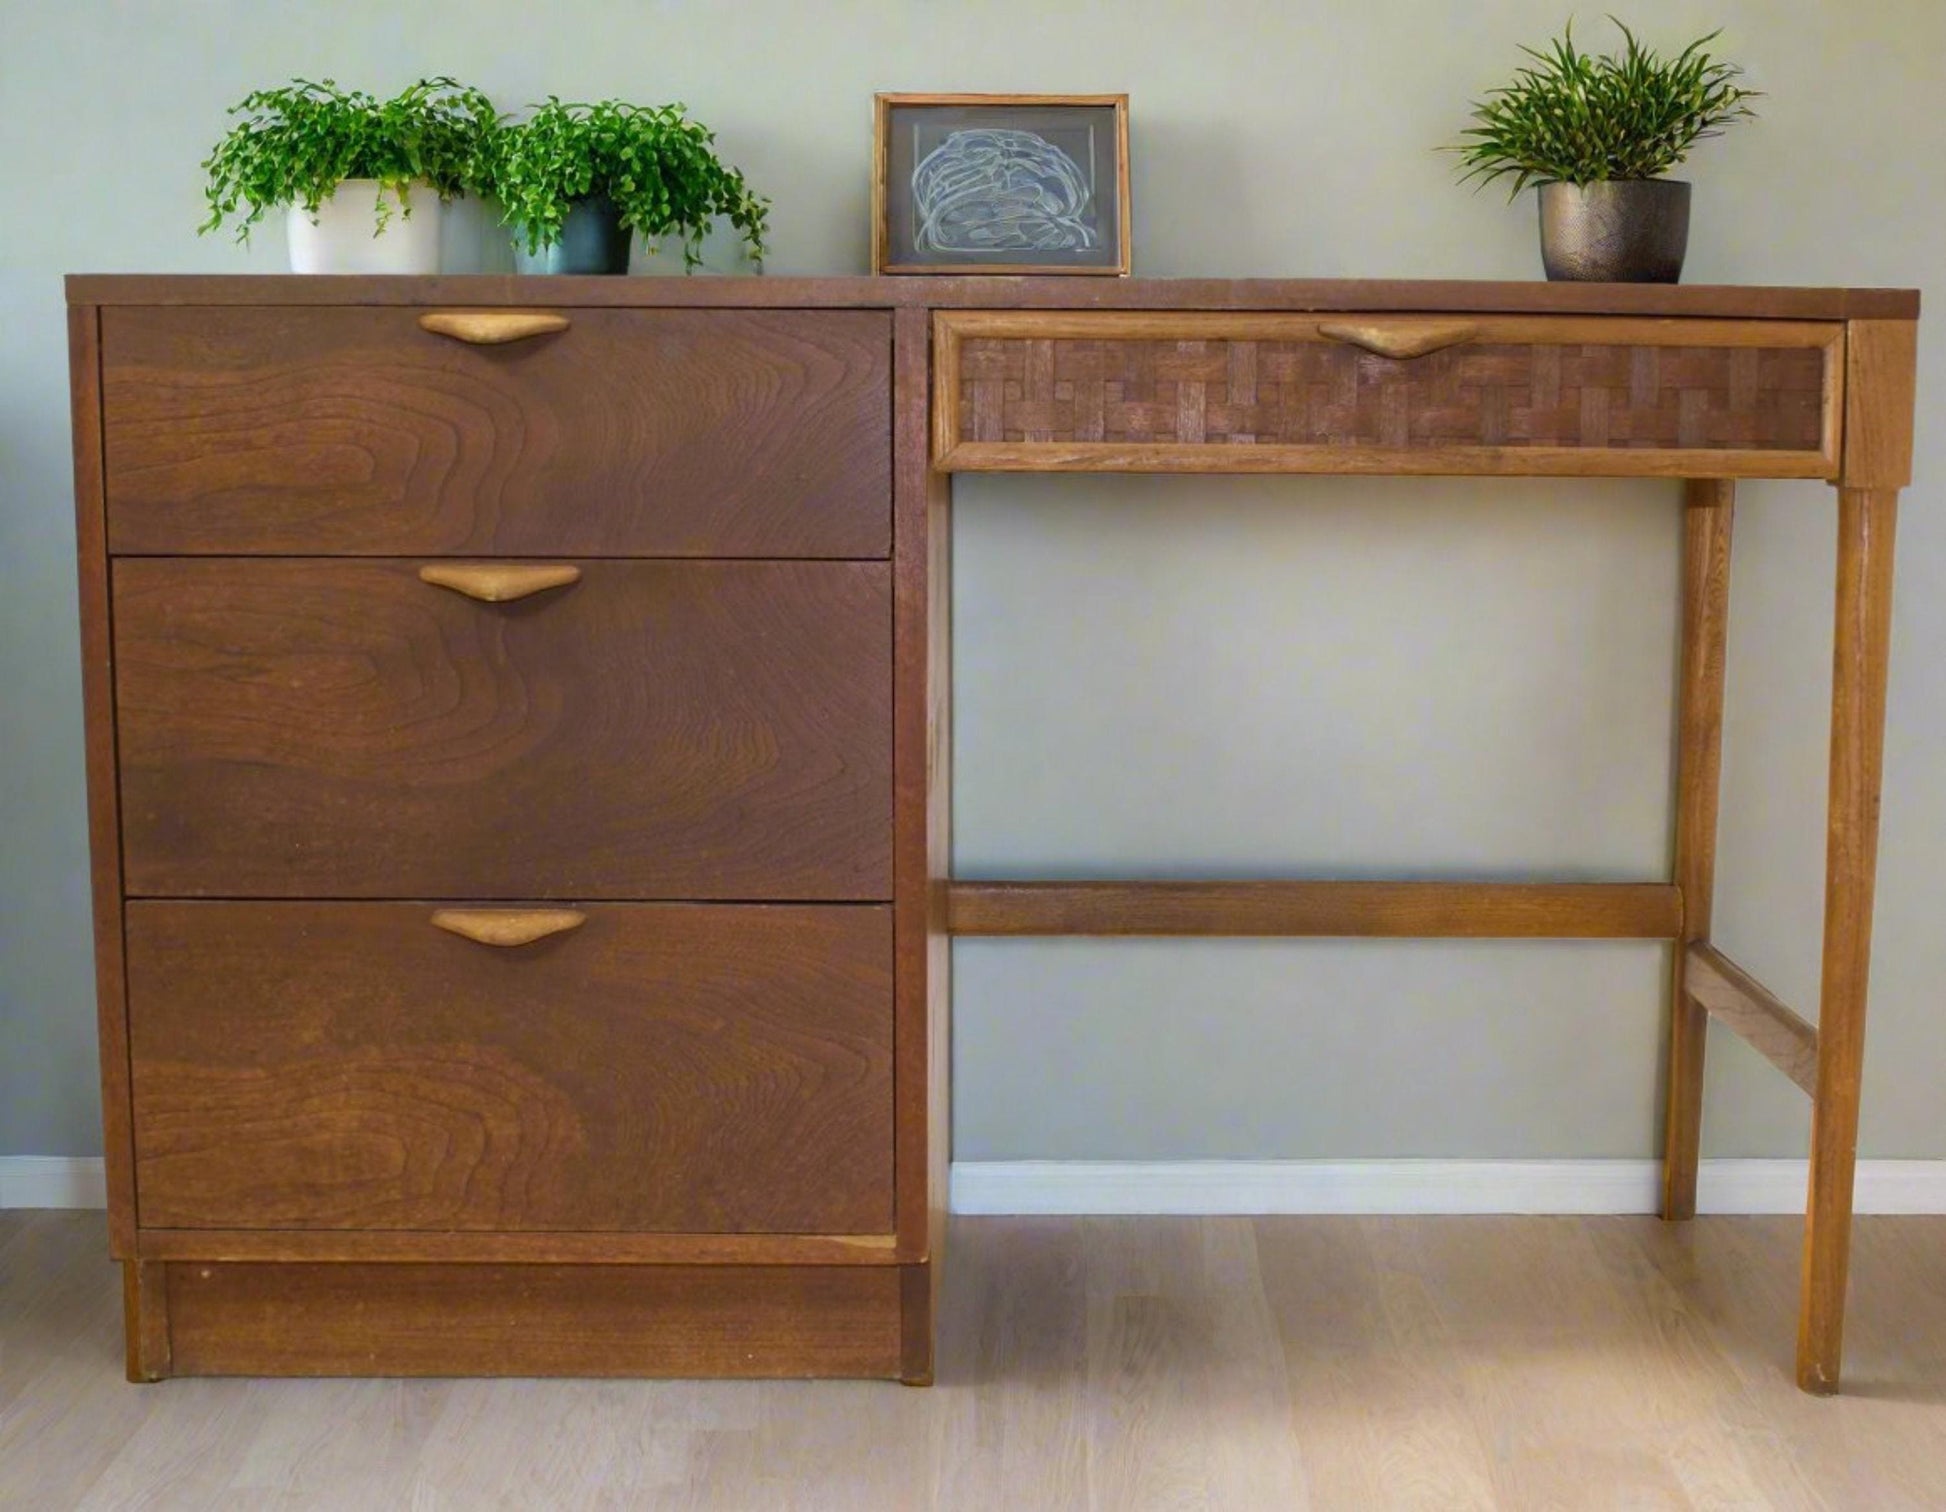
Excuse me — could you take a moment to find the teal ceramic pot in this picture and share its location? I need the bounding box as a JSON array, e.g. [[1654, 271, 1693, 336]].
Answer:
[[514, 197, 631, 274]]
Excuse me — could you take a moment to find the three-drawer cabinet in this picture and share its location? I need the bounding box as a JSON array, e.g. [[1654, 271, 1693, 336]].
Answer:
[[69, 286, 950, 1380]]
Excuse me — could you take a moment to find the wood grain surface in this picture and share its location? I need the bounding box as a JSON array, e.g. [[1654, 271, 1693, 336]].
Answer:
[[1662, 478, 1735, 1222], [416, 562, 583, 602], [120, 1259, 169, 1383], [67, 305, 138, 1259], [125, 901, 894, 1234], [934, 439, 1838, 480], [113, 559, 891, 900], [101, 306, 891, 556], [947, 881, 1683, 938], [68, 273, 1922, 319], [163, 1259, 904, 1378], [1800, 485, 1901, 1394], [890, 305, 955, 1380], [1840, 320, 1920, 487], [65, 280, 1924, 1392], [945, 319, 1834, 462], [134, 1228, 898, 1266], [416, 310, 572, 344], [428, 906, 587, 946], [1684, 943, 1819, 1097]]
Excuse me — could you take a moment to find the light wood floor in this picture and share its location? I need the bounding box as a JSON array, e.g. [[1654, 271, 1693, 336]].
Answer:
[[4, 1211, 1946, 1509]]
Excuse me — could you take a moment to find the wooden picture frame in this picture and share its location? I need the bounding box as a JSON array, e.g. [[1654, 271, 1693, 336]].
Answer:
[[872, 93, 1131, 276]]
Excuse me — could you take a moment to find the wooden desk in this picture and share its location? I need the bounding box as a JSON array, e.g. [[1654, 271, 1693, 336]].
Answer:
[[922, 283, 1919, 1398], [67, 276, 1919, 1394]]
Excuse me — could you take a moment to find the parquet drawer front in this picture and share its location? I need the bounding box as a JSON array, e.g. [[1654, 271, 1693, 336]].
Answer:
[[101, 306, 892, 557], [935, 312, 1844, 476], [126, 901, 895, 1234], [113, 558, 891, 900]]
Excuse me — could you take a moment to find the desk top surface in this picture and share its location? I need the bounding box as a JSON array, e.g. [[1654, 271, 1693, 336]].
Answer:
[[66, 275, 1919, 321]]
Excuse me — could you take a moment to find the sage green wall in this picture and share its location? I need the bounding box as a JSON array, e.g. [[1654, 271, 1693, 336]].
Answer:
[[3, 0, 1940, 1163]]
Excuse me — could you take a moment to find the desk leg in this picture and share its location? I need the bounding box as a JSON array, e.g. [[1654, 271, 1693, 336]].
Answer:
[[1662, 479, 1735, 1221], [1797, 485, 1898, 1395]]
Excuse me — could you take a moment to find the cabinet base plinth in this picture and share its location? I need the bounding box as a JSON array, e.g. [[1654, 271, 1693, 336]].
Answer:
[[128, 1258, 924, 1380]]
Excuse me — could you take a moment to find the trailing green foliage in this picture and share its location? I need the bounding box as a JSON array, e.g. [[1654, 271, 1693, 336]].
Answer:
[[484, 99, 769, 269], [201, 77, 499, 240], [1453, 19, 1758, 196]]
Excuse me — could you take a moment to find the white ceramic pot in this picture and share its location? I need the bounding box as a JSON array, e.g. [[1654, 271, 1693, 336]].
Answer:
[[285, 179, 442, 274]]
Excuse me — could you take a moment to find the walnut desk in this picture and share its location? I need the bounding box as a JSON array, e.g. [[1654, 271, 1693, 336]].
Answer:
[[66, 276, 1918, 1394]]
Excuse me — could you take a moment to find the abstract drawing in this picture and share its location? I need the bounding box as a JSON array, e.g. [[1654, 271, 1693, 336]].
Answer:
[[912, 129, 1097, 255]]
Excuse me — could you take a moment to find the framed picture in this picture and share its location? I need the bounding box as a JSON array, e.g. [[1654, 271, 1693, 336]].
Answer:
[[873, 93, 1131, 276]]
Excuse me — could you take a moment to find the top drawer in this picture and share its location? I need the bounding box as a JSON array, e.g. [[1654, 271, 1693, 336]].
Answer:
[[933, 311, 1843, 479], [102, 307, 891, 557]]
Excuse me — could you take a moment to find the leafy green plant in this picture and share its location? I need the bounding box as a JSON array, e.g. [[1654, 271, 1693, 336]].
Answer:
[[1453, 19, 1758, 196], [201, 77, 499, 241], [484, 99, 769, 269]]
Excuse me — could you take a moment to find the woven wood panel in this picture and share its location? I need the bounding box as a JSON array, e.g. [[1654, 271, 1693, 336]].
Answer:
[[957, 337, 1828, 451]]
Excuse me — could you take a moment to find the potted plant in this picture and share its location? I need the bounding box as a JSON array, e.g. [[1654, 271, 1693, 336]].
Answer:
[[1452, 21, 1758, 282], [201, 77, 498, 274], [483, 98, 769, 274]]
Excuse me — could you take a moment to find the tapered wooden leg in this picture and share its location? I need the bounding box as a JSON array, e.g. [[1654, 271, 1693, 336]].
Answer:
[[1797, 486, 1898, 1395], [1662, 479, 1735, 1221]]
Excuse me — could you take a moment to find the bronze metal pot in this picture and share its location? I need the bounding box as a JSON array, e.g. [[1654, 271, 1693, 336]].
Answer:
[[1538, 180, 1691, 283]]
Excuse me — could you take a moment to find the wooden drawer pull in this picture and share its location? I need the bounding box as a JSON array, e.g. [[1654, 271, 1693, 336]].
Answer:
[[418, 563, 582, 602], [418, 310, 571, 344], [1317, 320, 1479, 360], [431, 908, 587, 947]]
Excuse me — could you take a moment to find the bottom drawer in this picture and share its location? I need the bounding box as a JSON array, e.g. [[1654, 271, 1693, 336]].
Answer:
[[126, 901, 893, 1234]]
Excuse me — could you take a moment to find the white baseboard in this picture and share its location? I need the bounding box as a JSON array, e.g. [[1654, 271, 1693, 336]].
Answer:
[[6, 1155, 1942, 1217], [948, 1158, 1946, 1216], [0, 1156, 107, 1209]]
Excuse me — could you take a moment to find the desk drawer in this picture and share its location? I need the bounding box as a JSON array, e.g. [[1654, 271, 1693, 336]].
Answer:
[[114, 558, 891, 899], [127, 901, 894, 1233], [934, 311, 1843, 477], [102, 306, 891, 557]]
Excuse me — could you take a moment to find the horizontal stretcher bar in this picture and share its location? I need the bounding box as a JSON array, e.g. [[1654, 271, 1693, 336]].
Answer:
[[945, 881, 1683, 939]]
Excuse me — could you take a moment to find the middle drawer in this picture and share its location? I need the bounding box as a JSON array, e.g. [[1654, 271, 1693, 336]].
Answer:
[[114, 558, 892, 899]]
